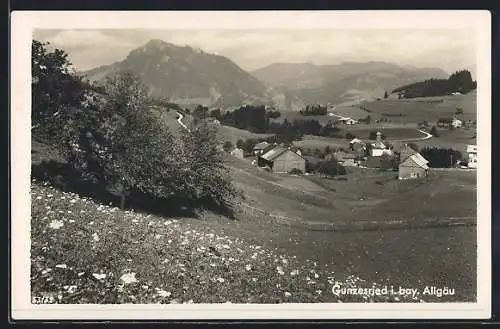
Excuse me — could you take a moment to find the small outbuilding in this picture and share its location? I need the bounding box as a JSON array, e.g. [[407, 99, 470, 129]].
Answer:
[[257, 146, 306, 173], [398, 153, 430, 180]]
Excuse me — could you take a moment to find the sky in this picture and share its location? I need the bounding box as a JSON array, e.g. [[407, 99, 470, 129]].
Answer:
[[33, 29, 477, 75]]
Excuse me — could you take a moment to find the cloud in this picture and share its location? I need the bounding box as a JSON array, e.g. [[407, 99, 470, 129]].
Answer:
[[32, 29, 476, 73]]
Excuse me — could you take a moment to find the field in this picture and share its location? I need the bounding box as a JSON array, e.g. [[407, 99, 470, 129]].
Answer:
[[30, 129, 478, 303], [216, 125, 273, 145], [349, 91, 477, 124], [292, 135, 349, 150], [414, 128, 476, 153]]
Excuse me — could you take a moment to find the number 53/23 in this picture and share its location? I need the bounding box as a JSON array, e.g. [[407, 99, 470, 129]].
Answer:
[[32, 296, 56, 304]]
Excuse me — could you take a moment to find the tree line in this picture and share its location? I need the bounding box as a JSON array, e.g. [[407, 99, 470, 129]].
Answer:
[[299, 104, 328, 116], [392, 69, 477, 98]]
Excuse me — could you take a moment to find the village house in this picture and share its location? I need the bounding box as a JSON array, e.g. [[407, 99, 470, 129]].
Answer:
[[340, 117, 358, 125], [332, 150, 358, 166], [370, 132, 392, 157], [257, 145, 306, 173], [230, 147, 244, 159], [392, 143, 418, 163], [437, 117, 462, 129], [452, 118, 463, 128], [467, 144, 477, 168], [398, 153, 430, 180], [252, 141, 272, 155]]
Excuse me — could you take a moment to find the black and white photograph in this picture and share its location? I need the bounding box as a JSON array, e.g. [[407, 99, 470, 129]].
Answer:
[[11, 10, 491, 319]]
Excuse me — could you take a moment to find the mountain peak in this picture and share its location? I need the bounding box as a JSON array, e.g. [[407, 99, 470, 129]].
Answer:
[[142, 39, 177, 51]]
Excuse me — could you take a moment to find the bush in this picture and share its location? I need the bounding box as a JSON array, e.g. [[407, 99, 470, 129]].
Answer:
[[289, 168, 303, 175], [223, 141, 233, 152], [430, 126, 439, 137]]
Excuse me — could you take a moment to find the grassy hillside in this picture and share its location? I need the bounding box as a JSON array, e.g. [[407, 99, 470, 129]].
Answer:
[[353, 91, 477, 124], [216, 125, 273, 145], [31, 138, 477, 303]]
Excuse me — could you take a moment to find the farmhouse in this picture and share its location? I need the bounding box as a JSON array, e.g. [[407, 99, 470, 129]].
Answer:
[[332, 150, 358, 166], [393, 143, 418, 163], [452, 118, 463, 128], [257, 146, 306, 173], [230, 147, 244, 159], [436, 118, 453, 128], [467, 144, 477, 168], [437, 117, 462, 129], [340, 117, 358, 125], [252, 141, 272, 155], [370, 132, 392, 157], [398, 153, 430, 180]]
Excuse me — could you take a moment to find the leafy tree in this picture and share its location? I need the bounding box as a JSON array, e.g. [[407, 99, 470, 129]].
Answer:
[[420, 147, 463, 168], [384, 90, 388, 99], [31, 40, 88, 141], [318, 159, 344, 178], [223, 141, 234, 152], [178, 121, 240, 209], [346, 132, 355, 140], [430, 126, 440, 137], [63, 71, 181, 209], [455, 107, 464, 115], [236, 139, 245, 149], [209, 108, 221, 119]]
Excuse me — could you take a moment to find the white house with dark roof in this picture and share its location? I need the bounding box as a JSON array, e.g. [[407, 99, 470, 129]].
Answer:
[[257, 145, 306, 173], [467, 144, 477, 168], [252, 141, 272, 155], [398, 153, 430, 180]]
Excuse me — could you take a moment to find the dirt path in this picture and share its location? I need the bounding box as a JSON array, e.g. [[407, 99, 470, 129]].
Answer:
[[176, 111, 190, 132]]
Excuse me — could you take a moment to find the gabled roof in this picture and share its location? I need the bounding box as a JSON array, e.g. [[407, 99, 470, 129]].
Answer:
[[260, 146, 304, 162], [372, 140, 386, 149], [350, 138, 365, 145], [401, 154, 429, 170], [409, 154, 429, 169], [396, 143, 418, 161], [467, 145, 477, 153], [260, 146, 288, 161], [253, 141, 271, 150], [413, 153, 429, 164]]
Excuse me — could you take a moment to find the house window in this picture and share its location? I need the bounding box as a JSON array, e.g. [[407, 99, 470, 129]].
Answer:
[[410, 172, 417, 178]]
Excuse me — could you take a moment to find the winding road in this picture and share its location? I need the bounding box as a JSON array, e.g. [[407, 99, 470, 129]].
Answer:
[[176, 111, 190, 132]]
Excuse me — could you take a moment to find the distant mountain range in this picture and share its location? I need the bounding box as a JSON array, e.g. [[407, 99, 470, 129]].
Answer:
[[82, 39, 271, 108], [82, 39, 452, 111], [251, 62, 449, 108]]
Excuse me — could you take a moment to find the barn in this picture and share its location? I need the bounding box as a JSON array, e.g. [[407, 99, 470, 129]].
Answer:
[[398, 153, 430, 180], [257, 146, 306, 173]]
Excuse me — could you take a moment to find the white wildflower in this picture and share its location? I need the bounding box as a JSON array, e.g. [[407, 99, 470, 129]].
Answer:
[[92, 233, 100, 242], [245, 264, 252, 271], [216, 277, 225, 283], [290, 270, 299, 276], [92, 273, 107, 280], [78, 272, 85, 276], [120, 272, 138, 285], [63, 285, 78, 293], [55, 264, 67, 269], [276, 266, 285, 275], [36, 196, 42, 200], [284, 292, 292, 297], [157, 289, 171, 298], [48, 220, 64, 230]]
